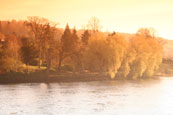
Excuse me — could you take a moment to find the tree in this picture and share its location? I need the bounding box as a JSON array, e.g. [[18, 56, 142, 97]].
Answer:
[[106, 34, 128, 78], [87, 17, 102, 33], [84, 33, 127, 78], [5, 34, 21, 60], [70, 28, 83, 71], [21, 37, 38, 69], [115, 40, 136, 79], [142, 38, 162, 77], [58, 24, 72, 70], [126, 35, 162, 79], [26, 16, 57, 70], [42, 24, 57, 72], [0, 34, 23, 72], [108, 31, 116, 36], [81, 30, 90, 45], [84, 33, 108, 72], [58, 25, 82, 71], [136, 28, 156, 38], [71, 28, 79, 47], [26, 16, 50, 69]]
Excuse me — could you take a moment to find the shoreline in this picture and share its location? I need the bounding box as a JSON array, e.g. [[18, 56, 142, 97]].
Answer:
[[0, 72, 111, 84], [0, 72, 169, 84]]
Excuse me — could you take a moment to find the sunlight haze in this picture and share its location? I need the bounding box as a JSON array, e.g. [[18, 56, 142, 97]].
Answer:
[[0, 0, 173, 39]]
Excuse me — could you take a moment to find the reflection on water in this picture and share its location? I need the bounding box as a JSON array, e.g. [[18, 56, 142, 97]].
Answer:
[[0, 77, 173, 115]]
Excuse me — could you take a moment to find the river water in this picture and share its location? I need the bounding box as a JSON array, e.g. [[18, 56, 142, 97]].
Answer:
[[0, 77, 173, 115]]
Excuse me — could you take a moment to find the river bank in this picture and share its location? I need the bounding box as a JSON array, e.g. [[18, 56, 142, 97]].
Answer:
[[0, 71, 164, 84], [1, 59, 173, 84], [0, 72, 113, 84]]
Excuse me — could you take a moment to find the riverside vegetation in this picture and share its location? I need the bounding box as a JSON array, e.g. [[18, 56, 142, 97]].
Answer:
[[0, 17, 164, 83]]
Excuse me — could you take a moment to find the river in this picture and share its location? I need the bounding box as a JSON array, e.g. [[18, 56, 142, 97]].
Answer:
[[0, 77, 173, 115]]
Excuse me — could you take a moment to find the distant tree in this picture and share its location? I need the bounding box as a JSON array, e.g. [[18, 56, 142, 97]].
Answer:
[[108, 31, 116, 36], [87, 17, 102, 33], [81, 30, 90, 45], [136, 28, 156, 38], [0, 20, 30, 38]]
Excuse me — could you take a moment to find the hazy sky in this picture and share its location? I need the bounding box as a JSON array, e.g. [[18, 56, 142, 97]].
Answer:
[[0, 0, 173, 39]]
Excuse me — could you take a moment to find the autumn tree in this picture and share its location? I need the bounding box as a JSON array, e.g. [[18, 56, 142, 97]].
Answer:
[[142, 38, 162, 77], [0, 34, 22, 72], [84, 33, 127, 78], [115, 37, 136, 79], [106, 34, 128, 78], [26, 16, 50, 69], [126, 35, 162, 79], [26, 16, 57, 70]]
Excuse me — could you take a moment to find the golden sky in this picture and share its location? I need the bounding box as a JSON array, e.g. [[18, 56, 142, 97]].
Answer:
[[0, 0, 173, 39]]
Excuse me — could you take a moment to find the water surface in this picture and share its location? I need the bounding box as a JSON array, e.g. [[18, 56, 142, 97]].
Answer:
[[0, 77, 173, 115]]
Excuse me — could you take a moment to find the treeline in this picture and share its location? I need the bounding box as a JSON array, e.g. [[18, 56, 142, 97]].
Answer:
[[0, 17, 162, 79]]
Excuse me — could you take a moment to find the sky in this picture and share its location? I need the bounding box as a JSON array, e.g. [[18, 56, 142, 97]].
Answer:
[[0, 0, 173, 39]]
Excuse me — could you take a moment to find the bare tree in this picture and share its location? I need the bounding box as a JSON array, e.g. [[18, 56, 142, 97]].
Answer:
[[87, 17, 102, 33]]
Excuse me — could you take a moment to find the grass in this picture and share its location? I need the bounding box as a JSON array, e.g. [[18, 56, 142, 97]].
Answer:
[[23, 65, 46, 73]]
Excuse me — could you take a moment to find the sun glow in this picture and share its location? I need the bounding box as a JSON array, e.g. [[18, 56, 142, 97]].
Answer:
[[0, 0, 173, 39]]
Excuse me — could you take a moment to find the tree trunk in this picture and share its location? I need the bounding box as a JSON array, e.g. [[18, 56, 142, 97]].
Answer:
[[58, 52, 63, 71], [46, 49, 51, 75], [38, 48, 41, 69], [27, 63, 29, 74]]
